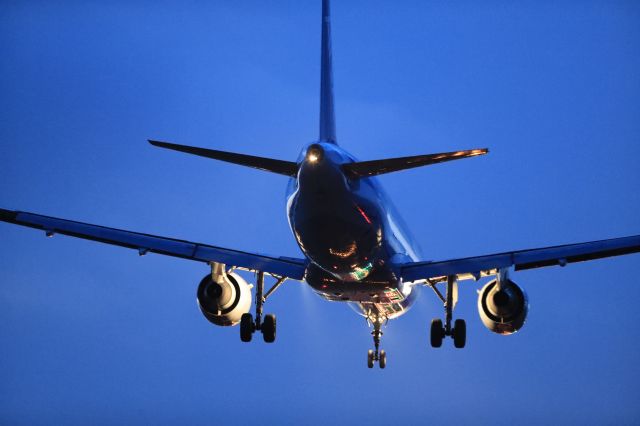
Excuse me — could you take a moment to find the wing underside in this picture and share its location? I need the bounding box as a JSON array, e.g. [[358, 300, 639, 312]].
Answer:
[[400, 234, 640, 283], [0, 208, 307, 280]]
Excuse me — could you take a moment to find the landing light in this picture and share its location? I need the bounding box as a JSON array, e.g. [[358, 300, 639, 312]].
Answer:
[[306, 144, 323, 163]]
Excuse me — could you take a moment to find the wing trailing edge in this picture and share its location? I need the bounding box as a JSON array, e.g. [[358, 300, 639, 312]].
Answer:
[[0, 207, 308, 279], [399, 234, 640, 283]]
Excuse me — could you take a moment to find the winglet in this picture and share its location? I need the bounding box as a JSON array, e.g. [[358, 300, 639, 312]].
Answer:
[[342, 148, 489, 178]]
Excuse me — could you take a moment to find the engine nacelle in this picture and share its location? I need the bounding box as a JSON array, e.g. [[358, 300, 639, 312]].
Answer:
[[477, 278, 528, 335], [196, 264, 252, 327]]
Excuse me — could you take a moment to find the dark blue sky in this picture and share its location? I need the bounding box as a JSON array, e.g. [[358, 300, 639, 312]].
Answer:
[[1, 1, 639, 424]]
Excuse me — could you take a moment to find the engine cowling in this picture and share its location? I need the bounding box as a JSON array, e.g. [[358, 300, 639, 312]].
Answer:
[[477, 278, 528, 335], [196, 265, 252, 327]]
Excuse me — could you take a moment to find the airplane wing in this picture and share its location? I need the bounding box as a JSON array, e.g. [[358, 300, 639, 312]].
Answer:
[[400, 234, 640, 283], [0, 208, 308, 280]]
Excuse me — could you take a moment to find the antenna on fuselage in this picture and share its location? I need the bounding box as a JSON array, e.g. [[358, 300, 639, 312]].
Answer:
[[319, 0, 337, 144]]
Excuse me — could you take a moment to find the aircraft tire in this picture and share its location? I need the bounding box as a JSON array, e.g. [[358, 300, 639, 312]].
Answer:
[[453, 319, 466, 348], [240, 313, 254, 342], [379, 350, 387, 369], [430, 319, 444, 348], [367, 350, 374, 368], [262, 314, 276, 343]]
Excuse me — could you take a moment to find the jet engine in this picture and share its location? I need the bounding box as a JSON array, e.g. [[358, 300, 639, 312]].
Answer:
[[196, 263, 252, 326], [477, 278, 528, 335]]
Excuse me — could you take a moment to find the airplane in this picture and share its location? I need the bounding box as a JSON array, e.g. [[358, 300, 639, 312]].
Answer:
[[1, 0, 639, 369]]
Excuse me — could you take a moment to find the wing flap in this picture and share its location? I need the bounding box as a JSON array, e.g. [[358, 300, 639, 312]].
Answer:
[[401, 234, 640, 282], [0, 208, 307, 280]]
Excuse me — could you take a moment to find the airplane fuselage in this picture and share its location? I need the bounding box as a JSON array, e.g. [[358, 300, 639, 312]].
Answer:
[[287, 142, 420, 319]]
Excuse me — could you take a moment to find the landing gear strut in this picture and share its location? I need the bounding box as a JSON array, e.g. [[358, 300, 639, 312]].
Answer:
[[240, 271, 285, 343], [366, 315, 387, 369], [429, 275, 466, 348]]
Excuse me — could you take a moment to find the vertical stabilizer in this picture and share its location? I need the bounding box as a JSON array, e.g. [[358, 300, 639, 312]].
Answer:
[[319, 0, 337, 143]]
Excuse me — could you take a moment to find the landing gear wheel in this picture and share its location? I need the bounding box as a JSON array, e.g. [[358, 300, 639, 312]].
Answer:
[[367, 350, 374, 368], [240, 313, 254, 342], [430, 318, 444, 348], [453, 318, 466, 348], [262, 313, 276, 343], [379, 350, 387, 369]]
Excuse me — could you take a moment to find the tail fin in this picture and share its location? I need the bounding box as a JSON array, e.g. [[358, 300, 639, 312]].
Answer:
[[319, 0, 337, 144]]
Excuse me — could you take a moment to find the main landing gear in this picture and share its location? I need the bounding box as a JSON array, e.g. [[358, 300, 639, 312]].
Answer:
[[429, 275, 466, 349], [240, 271, 285, 343], [366, 315, 387, 369]]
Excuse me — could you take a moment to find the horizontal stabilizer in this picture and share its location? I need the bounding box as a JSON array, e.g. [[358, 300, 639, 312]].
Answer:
[[342, 148, 488, 178], [149, 140, 298, 177]]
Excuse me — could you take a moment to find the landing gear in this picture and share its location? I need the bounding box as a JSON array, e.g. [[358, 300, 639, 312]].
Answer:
[[366, 315, 387, 369], [429, 275, 466, 348], [430, 318, 466, 348], [239, 271, 285, 344]]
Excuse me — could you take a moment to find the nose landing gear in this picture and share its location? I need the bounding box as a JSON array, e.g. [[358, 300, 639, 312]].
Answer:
[[366, 315, 387, 369]]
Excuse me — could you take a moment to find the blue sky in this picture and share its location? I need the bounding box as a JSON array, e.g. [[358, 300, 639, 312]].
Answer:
[[1, 1, 639, 424]]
